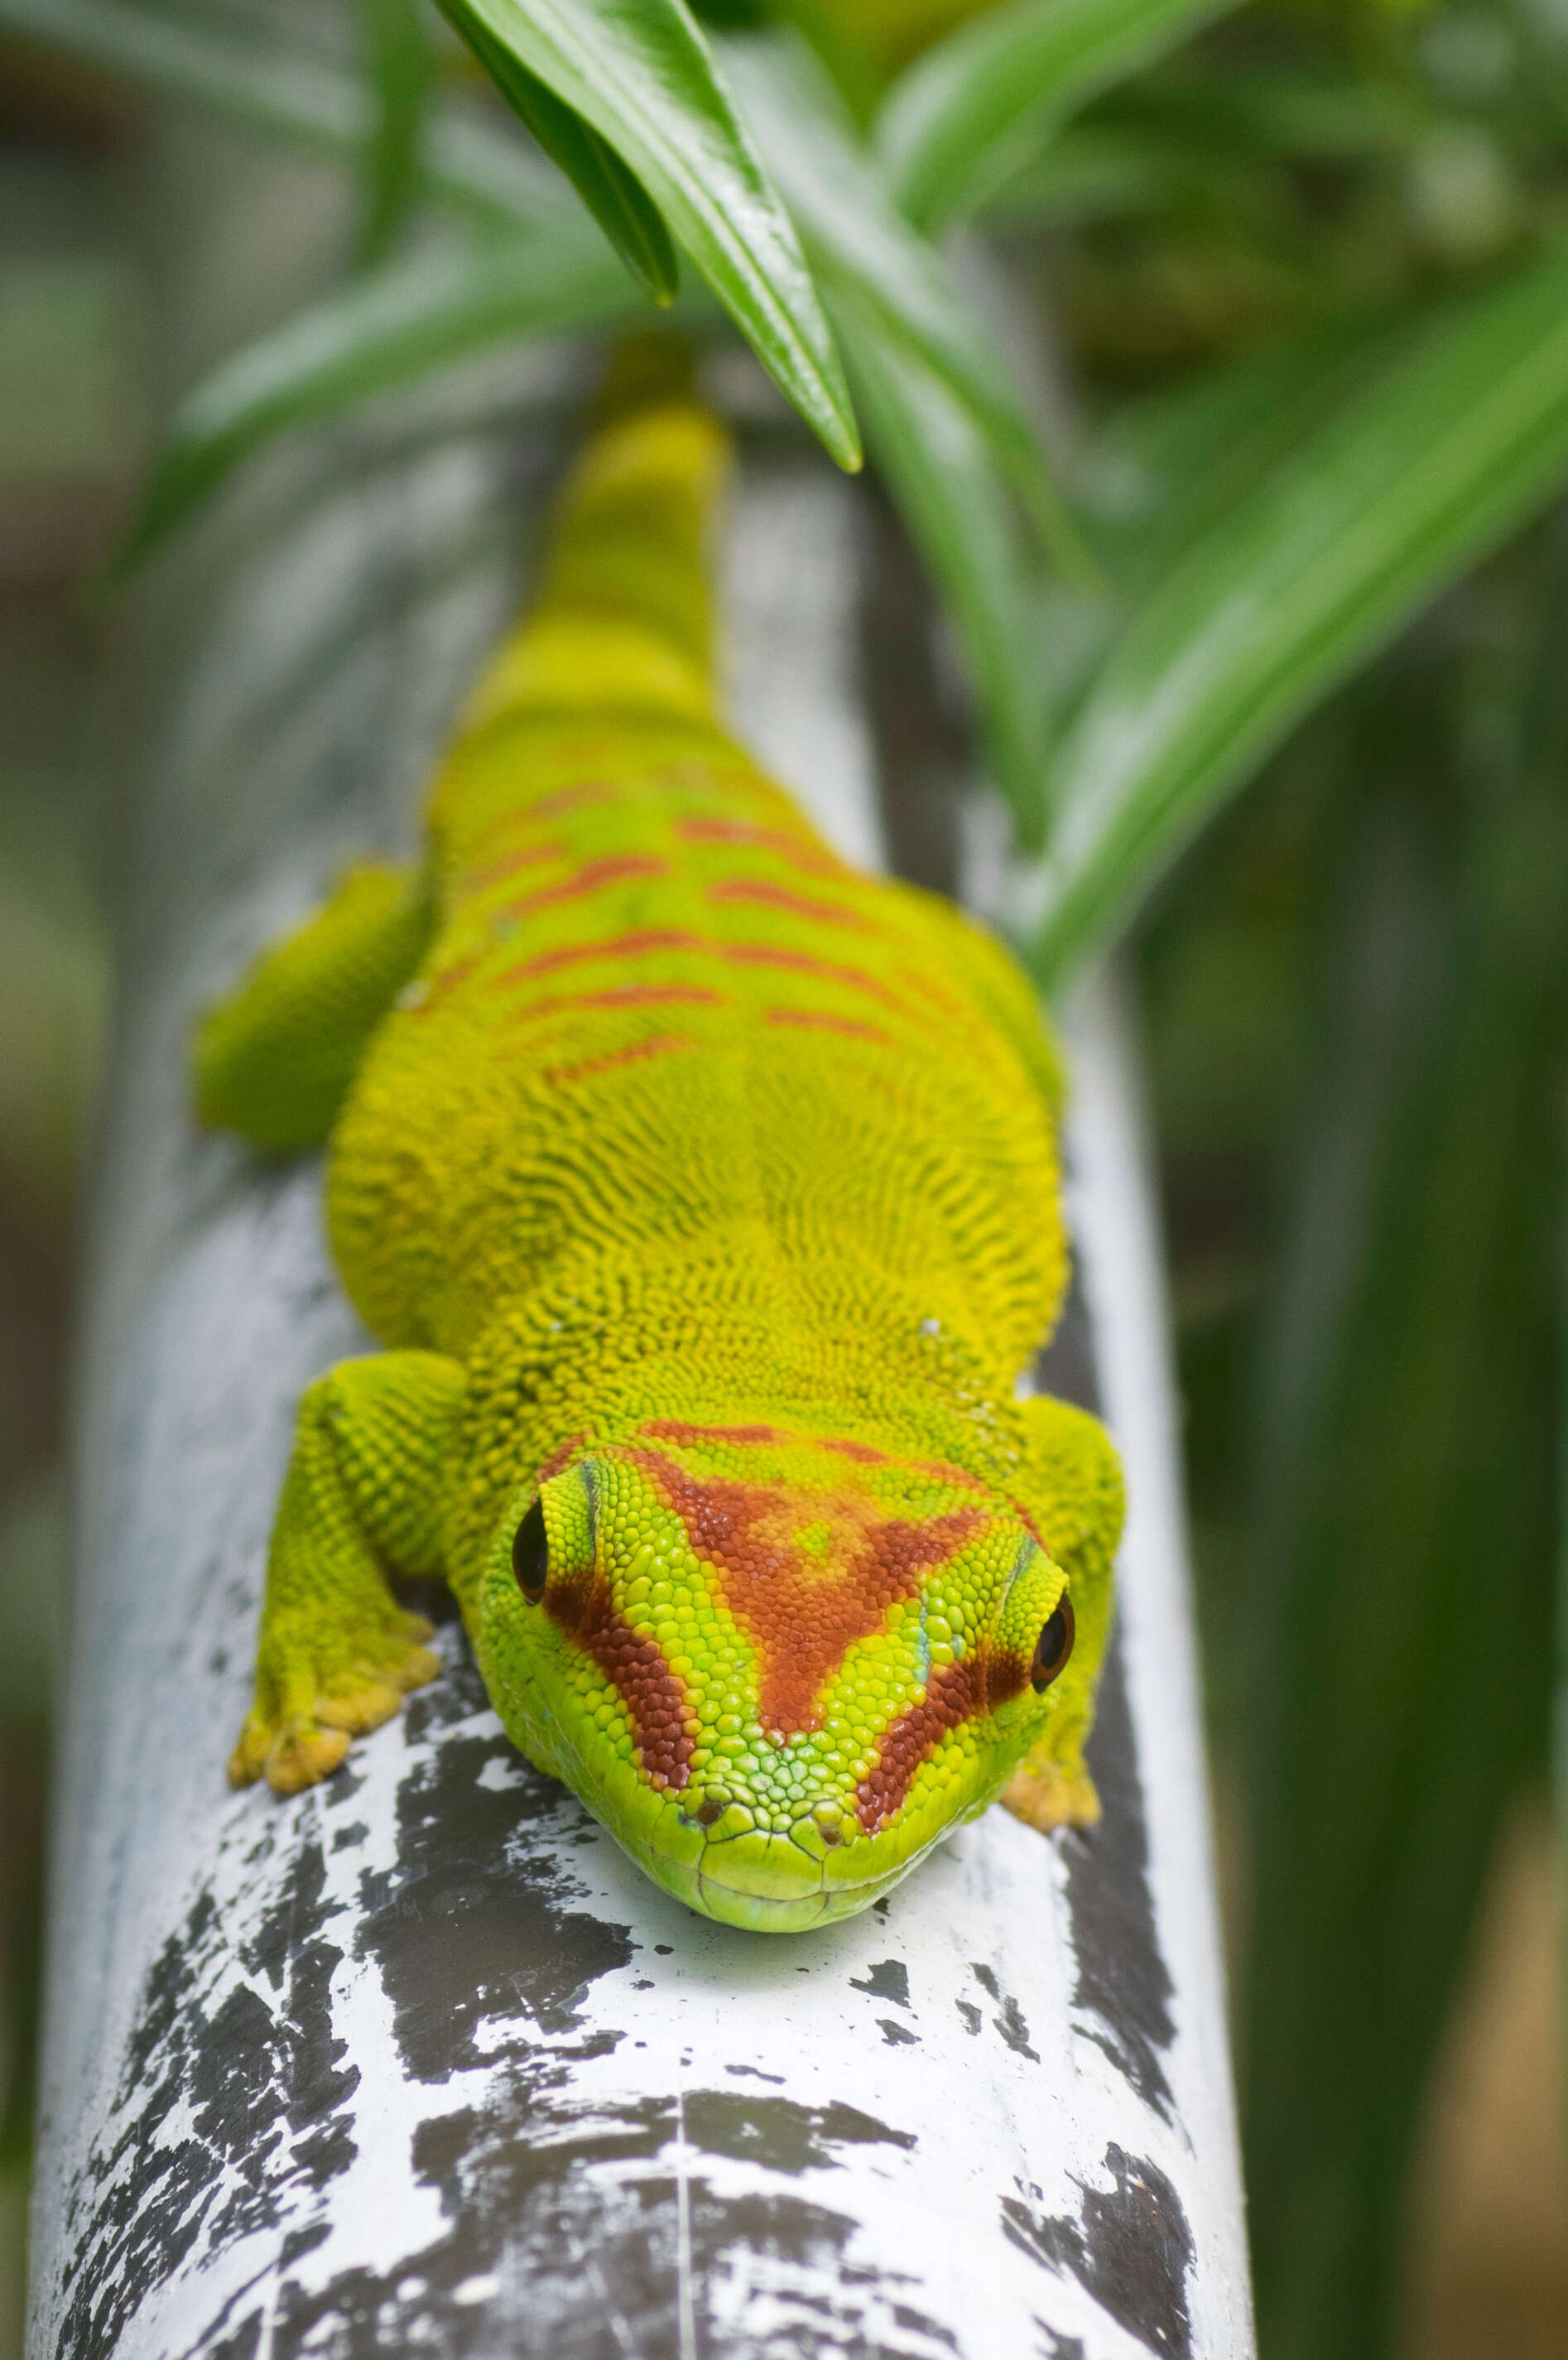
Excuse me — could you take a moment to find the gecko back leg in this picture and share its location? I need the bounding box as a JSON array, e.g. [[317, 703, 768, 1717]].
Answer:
[[195, 860, 432, 1153]]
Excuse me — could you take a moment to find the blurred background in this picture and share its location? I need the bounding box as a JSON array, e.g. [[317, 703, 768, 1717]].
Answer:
[[2, 2, 1567, 2355]]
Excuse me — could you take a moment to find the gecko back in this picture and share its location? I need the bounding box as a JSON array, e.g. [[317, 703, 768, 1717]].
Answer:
[[196, 373, 1123, 1931]]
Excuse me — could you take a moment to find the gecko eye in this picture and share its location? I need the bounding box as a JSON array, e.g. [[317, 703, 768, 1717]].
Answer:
[[512, 1500, 550, 1602], [1031, 1595, 1075, 1692]]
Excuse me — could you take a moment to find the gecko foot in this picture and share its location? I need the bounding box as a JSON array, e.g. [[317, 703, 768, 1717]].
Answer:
[[1002, 1759, 1101, 1832], [228, 1613, 440, 1794]]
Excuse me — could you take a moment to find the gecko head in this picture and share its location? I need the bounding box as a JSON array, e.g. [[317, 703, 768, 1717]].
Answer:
[[474, 1423, 1079, 1932]]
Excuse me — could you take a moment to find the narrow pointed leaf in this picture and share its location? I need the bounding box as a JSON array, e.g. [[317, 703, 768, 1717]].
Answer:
[[440, 2, 679, 300], [878, 0, 1244, 232], [1243, 592, 1568, 2355], [356, 0, 435, 267], [1030, 240, 1568, 986], [831, 287, 1050, 842], [433, 0, 860, 465], [722, 31, 1089, 571], [113, 234, 652, 570]]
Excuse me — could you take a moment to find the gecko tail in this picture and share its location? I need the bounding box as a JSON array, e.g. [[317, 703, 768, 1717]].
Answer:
[[462, 336, 733, 735]]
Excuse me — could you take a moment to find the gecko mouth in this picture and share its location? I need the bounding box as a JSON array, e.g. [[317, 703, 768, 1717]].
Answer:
[[599, 1797, 960, 1933]]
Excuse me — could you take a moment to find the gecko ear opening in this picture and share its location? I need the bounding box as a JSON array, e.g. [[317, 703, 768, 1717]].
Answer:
[[512, 1499, 550, 1602], [1031, 1595, 1075, 1691]]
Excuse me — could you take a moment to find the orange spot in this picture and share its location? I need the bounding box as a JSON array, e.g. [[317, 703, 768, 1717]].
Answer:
[[499, 853, 667, 922], [626, 1449, 983, 1736], [503, 929, 707, 982], [707, 879, 875, 931], [544, 1034, 695, 1086], [816, 1438, 888, 1465], [766, 1009, 887, 1045]]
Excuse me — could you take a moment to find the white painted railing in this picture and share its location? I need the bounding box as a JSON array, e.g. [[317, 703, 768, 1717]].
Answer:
[[28, 200, 1253, 2360]]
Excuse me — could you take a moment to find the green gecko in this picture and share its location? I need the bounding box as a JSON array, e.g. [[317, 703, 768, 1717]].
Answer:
[[195, 381, 1123, 1933]]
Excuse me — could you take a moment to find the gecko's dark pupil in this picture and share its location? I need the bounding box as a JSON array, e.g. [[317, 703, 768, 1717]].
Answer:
[[1032, 1595, 1075, 1692], [512, 1500, 550, 1602]]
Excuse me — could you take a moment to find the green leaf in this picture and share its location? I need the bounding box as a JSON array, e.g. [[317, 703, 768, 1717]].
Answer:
[[432, 0, 860, 465], [113, 234, 653, 569], [1029, 240, 1568, 986], [831, 287, 1051, 843], [720, 31, 1090, 576], [437, 1, 681, 301], [877, 0, 1246, 232], [356, 0, 436, 267], [1076, 301, 1435, 594], [0, 0, 571, 233], [1241, 573, 1568, 2356]]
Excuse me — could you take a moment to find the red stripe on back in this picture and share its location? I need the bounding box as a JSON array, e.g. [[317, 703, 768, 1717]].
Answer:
[[708, 879, 874, 929], [641, 1421, 787, 1447], [766, 1009, 888, 1045], [507, 984, 723, 1023], [531, 782, 620, 818], [678, 818, 842, 877], [466, 838, 566, 890], [502, 929, 708, 983], [719, 944, 901, 1009], [500, 854, 667, 922], [544, 1033, 695, 1086]]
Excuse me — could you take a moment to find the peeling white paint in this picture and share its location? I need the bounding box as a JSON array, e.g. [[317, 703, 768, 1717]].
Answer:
[[31, 421, 1253, 2360]]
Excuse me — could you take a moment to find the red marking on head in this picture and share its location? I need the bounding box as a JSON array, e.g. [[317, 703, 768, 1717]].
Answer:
[[534, 1431, 587, 1486], [706, 879, 875, 931], [642, 1422, 786, 1447], [502, 929, 707, 983], [466, 838, 565, 890], [719, 943, 901, 1009], [855, 1661, 981, 1833], [678, 818, 843, 878], [531, 782, 620, 818], [507, 983, 723, 1024], [544, 1034, 695, 1086], [911, 1459, 988, 1493], [499, 854, 667, 922], [766, 1009, 888, 1045], [546, 1587, 694, 1792], [627, 1450, 983, 1735], [816, 1438, 888, 1465]]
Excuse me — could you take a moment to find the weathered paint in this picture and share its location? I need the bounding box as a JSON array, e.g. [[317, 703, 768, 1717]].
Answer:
[[30, 410, 1253, 2360]]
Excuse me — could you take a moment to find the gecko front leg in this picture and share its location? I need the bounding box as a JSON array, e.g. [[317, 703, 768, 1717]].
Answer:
[[230, 1350, 465, 1794]]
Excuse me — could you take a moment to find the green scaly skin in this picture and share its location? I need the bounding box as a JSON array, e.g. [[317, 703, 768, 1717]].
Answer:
[[195, 395, 1124, 1932]]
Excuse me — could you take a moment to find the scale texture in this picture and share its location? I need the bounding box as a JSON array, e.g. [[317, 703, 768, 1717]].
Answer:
[[194, 396, 1123, 1931]]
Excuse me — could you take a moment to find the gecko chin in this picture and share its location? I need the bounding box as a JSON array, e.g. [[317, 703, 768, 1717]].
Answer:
[[478, 1436, 1074, 1929]]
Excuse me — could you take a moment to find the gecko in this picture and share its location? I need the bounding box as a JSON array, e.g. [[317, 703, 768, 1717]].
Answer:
[[195, 373, 1124, 1933]]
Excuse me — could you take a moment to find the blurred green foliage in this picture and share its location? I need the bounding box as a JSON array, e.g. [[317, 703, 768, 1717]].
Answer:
[[2, 1, 1568, 2354]]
